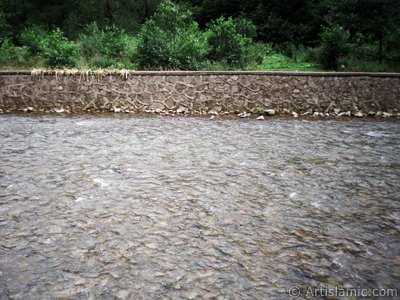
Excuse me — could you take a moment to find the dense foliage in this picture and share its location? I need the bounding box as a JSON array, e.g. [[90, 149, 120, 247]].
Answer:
[[0, 0, 399, 71]]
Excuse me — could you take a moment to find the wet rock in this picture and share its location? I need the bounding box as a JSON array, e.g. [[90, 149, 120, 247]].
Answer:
[[383, 112, 393, 118], [313, 112, 320, 117], [210, 115, 215, 120], [265, 109, 276, 116], [0, 108, 3, 113], [54, 108, 66, 113], [368, 111, 376, 116], [376, 111, 383, 117], [333, 108, 341, 115], [353, 111, 363, 117], [338, 111, 351, 117], [27, 107, 34, 112], [177, 106, 188, 114], [237, 112, 250, 118], [292, 112, 299, 118], [208, 110, 219, 115], [256, 115, 265, 120], [113, 108, 122, 113]]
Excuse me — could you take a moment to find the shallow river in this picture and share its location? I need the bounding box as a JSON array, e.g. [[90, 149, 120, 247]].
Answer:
[[0, 114, 399, 299]]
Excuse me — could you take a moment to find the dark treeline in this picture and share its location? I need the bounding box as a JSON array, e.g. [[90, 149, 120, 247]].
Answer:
[[0, 0, 399, 71]]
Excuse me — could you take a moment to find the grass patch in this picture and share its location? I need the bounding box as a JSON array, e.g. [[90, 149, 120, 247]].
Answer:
[[254, 53, 324, 71]]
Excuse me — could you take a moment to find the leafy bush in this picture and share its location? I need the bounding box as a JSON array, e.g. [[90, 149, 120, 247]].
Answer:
[[206, 17, 259, 67], [318, 25, 350, 69], [0, 38, 32, 67], [79, 22, 128, 61], [38, 28, 79, 67], [234, 17, 257, 39], [135, 0, 209, 70], [19, 25, 48, 55]]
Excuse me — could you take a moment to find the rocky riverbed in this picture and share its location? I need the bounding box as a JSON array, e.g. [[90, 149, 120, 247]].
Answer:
[[0, 114, 399, 299]]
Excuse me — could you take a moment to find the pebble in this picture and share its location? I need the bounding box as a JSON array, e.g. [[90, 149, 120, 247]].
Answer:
[[256, 115, 265, 120], [313, 112, 320, 117], [292, 112, 299, 118], [333, 108, 341, 114], [113, 108, 122, 113], [210, 116, 215, 120], [382, 112, 393, 118], [265, 109, 276, 116], [177, 106, 187, 114], [237, 112, 250, 118], [338, 111, 351, 117], [353, 111, 363, 117]]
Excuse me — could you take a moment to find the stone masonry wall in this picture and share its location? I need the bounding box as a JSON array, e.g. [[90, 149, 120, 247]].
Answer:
[[0, 71, 399, 114]]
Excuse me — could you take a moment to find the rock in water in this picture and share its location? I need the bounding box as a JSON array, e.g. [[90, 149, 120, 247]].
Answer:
[[256, 115, 265, 120]]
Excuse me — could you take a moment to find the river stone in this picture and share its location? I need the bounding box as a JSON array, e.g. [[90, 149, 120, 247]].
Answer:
[[237, 112, 250, 118], [256, 115, 265, 120], [338, 111, 351, 117], [265, 109, 276, 115], [353, 111, 363, 117], [177, 106, 187, 114], [383, 112, 393, 117], [292, 112, 299, 118]]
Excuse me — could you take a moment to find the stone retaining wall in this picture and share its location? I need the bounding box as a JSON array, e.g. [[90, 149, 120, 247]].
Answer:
[[0, 71, 399, 115]]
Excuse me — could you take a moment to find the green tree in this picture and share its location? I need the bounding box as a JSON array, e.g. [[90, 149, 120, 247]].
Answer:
[[206, 16, 258, 67], [135, 0, 209, 70], [322, 0, 400, 64], [318, 25, 350, 69]]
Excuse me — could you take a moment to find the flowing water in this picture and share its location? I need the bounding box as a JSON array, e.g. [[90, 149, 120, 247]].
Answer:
[[0, 114, 399, 299]]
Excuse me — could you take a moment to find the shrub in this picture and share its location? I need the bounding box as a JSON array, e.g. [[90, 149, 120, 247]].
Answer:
[[0, 38, 31, 67], [38, 28, 79, 67], [318, 25, 350, 69], [135, 0, 209, 70], [19, 25, 48, 55], [79, 22, 128, 62], [206, 16, 258, 67]]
